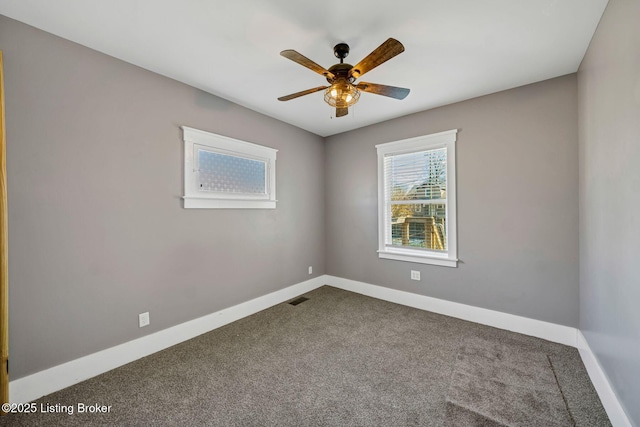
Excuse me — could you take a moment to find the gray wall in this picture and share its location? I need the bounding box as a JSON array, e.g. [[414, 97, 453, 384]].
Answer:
[[0, 16, 325, 379], [577, 0, 640, 423], [325, 75, 579, 327]]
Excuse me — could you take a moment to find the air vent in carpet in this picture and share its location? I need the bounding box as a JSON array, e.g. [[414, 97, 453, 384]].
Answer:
[[288, 297, 308, 306]]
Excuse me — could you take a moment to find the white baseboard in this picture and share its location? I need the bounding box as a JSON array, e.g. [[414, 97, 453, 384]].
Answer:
[[577, 331, 633, 427], [325, 275, 578, 347], [325, 276, 635, 426], [9, 276, 326, 404], [10, 273, 631, 427]]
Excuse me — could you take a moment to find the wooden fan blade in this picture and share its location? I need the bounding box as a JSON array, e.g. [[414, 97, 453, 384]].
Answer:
[[349, 38, 405, 79], [280, 50, 336, 80], [356, 82, 410, 100], [336, 107, 348, 117], [278, 86, 328, 101]]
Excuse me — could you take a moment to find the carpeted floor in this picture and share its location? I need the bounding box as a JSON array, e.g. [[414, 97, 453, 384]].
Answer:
[[0, 286, 610, 426]]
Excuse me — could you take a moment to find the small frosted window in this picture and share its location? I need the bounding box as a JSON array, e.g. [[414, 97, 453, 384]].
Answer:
[[197, 150, 266, 195], [182, 126, 277, 209]]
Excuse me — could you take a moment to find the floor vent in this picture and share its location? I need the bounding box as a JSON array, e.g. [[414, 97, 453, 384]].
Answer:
[[289, 297, 309, 306]]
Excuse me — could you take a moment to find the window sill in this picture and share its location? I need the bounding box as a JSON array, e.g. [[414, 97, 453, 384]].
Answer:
[[183, 197, 276, 209], [378, 250, 458, 268]]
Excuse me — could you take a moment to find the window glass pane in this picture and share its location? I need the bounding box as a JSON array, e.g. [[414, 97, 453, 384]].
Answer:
[[388, 203, 447, 251], [385, 148, 447, 201], [377, 130, 457, 265], [197, 150, 266, 194]]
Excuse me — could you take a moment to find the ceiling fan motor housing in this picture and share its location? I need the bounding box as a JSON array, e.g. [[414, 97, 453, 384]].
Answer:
[[326, 63, 354, 83], [333, 43, 350, 61]]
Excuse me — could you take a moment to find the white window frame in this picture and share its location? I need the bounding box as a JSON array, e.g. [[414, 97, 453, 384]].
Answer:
[[376, 129, 458, 267], [182, 126, 277, 209]]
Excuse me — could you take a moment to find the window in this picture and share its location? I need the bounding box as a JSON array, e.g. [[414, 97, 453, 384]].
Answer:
[[182, 126, 277, 209], [376, 130, 458, 267]]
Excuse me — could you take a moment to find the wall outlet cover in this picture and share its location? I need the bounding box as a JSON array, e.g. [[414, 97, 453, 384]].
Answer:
[[139, 312, 150, 328]]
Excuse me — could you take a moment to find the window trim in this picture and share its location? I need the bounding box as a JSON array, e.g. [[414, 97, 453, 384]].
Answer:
[[376, 129, 458, 267], [182, 126, 277, 209]]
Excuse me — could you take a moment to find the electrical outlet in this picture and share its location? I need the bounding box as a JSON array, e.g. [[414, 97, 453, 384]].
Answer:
[[139, 312, 150, 328], [308, 266, 313, 275], [411, 270, 421, 281]]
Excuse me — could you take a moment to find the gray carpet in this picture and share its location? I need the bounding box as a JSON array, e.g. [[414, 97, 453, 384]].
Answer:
[[446, 337, 574, 426], [0, 286, 610, 426]]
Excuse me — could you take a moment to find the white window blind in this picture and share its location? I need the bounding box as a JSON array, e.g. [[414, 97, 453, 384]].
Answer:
[[376, 130, 458, 267], [383, 148, 448, 251]]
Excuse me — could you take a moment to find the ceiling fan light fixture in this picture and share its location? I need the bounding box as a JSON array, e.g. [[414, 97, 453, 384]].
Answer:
[[324, 79, 360, 108], [278, 39, 408, 117]]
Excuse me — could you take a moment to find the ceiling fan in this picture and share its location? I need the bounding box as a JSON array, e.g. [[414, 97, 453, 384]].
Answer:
[[277, 38, 410, 117]]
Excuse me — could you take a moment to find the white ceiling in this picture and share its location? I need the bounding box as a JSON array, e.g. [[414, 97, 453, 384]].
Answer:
[[0, 0, 608, 137]]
